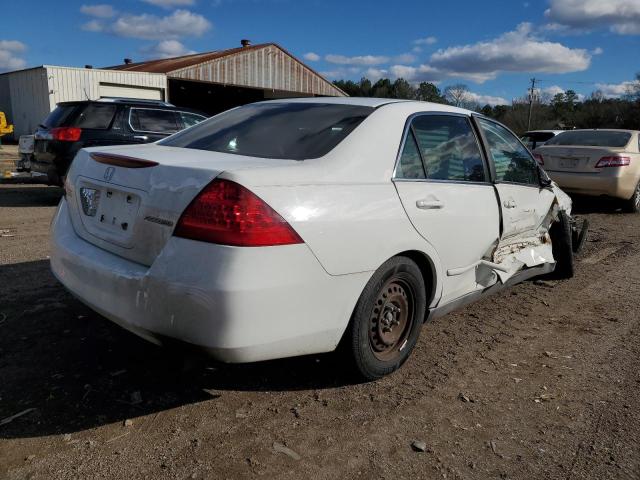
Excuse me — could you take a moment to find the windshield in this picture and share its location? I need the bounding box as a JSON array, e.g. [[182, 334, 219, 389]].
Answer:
[[159, 103, 374, 160], [545, 130, 631, 148]]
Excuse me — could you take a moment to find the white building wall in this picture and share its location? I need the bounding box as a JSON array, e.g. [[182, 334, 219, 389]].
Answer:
[[0, 66, 167, 139]]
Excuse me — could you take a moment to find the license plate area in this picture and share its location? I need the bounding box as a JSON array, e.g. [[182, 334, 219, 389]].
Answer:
[[76, 177, 143, 247], [559, 157, 580, 169]]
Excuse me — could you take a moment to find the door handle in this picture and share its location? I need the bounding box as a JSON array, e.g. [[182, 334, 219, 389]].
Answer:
[[503, 199, 517, 209], [133, 135, 149, 141], [416, 199, 444, 210]]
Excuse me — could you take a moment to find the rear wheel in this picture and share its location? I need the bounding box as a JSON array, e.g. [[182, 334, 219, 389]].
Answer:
[[550, 210, 574, 279], [622, 181, 640, 213], [344, 256, 426, 381]]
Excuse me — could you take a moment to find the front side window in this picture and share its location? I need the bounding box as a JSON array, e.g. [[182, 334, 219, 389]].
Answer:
[[130, 108, 180, 133], [477, 117, 538, 185], [408, 115, 486, 182], [160, 103, 373, 160]]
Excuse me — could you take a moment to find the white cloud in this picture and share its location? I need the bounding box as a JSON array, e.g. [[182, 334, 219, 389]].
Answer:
[[303, 52, 320, 62], [142, 40, 196, 58], [427, 23, 591, 83], [536, 85, 585, 102], [389, 64, 444, 82], [414, 36, 437, 45], [82, 20, 105, 32], [364, 67, 387, 80], [465, 91, 509, 106], [393, 53, 416, 63], [80, 4, 117, 18], [545, 0, 640, 35], [594, 80, 640, 98], [141, 0, 196, 8], [325, 54, 389, 66], [0, 40, 27, 72], [592, 47, 604, 55], [111, 9, 210, 39]]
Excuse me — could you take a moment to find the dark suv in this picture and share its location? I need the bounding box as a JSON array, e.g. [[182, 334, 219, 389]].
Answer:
[[32, 98, 206, 185]]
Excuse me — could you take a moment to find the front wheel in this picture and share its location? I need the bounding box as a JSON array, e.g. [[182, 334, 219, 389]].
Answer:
[[622, 181, 640, 213], [550, 210, 574, 279], [344, 256, 426, 381]]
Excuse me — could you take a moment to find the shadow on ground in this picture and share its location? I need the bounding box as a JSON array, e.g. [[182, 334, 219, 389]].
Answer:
[[0, 260, 354, 440], [570, 193, 627, 215], [0, 183, 63, 207]]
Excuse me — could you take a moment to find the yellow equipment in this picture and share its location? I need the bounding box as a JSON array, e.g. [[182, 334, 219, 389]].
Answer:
[[0, 111, 14, 140]]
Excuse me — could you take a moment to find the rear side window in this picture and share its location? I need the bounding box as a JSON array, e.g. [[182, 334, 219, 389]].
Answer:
[[396, 133, 426, 179], [545, 130, 631, 148], [477, 118, 538, 185], [41, 105, 77, 128], [130, 108, 180, 133], [73, 104, 117, 129], [403, 115, 485, 182], [159, 103, 373, 160], [180, 112, 206, 128]]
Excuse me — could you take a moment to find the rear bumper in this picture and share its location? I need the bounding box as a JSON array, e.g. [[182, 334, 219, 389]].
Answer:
[[546, 169, 638, 200], [50, 199, 370, 363]]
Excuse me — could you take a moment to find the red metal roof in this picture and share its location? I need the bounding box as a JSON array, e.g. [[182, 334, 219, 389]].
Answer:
[[108, 43, 274, 73]]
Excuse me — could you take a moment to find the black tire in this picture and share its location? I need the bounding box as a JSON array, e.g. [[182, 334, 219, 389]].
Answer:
[[622, 181, 640, 213], [344, 256, 426, 381], [550, 210, 574, 279]]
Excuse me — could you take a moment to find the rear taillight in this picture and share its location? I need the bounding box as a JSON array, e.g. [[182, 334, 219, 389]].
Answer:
[[595, 156, 631, 168], [50, 127, 82, 142], [174, 179, 303, 247], [533, 153, 544, 166]]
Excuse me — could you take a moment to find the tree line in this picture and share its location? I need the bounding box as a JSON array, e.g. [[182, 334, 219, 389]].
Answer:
[[333, 75, 640, 135]]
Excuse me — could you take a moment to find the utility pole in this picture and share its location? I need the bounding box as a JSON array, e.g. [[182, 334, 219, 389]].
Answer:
[[527, 78, 537, 131]]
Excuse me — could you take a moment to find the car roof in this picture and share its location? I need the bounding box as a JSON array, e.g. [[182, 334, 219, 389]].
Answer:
[[258, 96, 474, 114], [557, 128, 639, 134], [524, 130, 564, 134]]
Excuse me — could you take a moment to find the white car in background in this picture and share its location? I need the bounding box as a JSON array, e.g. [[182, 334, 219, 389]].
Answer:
[[50, 98, 583, 380], [534, 129, 640, 213]]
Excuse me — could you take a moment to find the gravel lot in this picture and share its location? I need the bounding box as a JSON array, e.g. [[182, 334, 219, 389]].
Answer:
[[1, 172, 639, 479]]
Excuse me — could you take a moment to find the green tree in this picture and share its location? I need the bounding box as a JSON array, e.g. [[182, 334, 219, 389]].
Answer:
[[415, 82, 446, 103]]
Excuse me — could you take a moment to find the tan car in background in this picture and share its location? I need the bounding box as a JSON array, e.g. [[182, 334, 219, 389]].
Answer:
[[533, 129, 640, 212]]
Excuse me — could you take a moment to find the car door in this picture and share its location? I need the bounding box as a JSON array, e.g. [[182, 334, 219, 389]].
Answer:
[[394, 113, 501, 304], [127, 107, 182, 143], [474, 117, 555, 242]]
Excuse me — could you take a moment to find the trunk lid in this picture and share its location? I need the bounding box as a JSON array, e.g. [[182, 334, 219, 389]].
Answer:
[[536, 145, 627, 173], [65, 144, 291, 266]]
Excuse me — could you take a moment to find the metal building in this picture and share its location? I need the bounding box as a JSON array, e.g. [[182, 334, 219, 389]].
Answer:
[[110, 42, 345, 115], [0, 41, 344, 140], [0, 66, 167, 138]]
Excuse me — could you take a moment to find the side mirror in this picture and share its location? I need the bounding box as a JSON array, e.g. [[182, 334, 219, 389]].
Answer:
[[538, 166, 552, 188]]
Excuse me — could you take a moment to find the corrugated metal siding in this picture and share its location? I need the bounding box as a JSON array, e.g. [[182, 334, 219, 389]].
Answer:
[[45, 66, 167, 107], [168, 45, 344, 97], [2, 68, 50, 138]]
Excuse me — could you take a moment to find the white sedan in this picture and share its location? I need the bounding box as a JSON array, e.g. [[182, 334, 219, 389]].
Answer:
[[50, 98, 582, 380]]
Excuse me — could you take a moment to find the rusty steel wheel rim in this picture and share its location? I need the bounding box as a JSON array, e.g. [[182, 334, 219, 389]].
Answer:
[[368, 278, 415, 362]]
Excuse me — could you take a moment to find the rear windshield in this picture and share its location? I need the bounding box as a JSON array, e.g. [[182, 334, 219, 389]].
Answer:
[[41, 105, 77, 128], [159, 103, 374, 160], [41, 103, 117, 130], [545, 130, 631, 148]]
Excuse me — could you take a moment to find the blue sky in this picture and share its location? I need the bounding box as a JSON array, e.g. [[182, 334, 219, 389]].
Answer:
[[1, 0, 639, 105]]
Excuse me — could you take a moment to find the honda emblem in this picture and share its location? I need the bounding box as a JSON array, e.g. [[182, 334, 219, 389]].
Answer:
[[104, 167, 115, 181]]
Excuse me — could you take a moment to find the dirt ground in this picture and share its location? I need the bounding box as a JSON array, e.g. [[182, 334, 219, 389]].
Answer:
[[1, 176, 639, 479]]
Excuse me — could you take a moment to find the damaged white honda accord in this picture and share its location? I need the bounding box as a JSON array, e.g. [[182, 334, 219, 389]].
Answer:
[[50, 98, 586, 380]]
